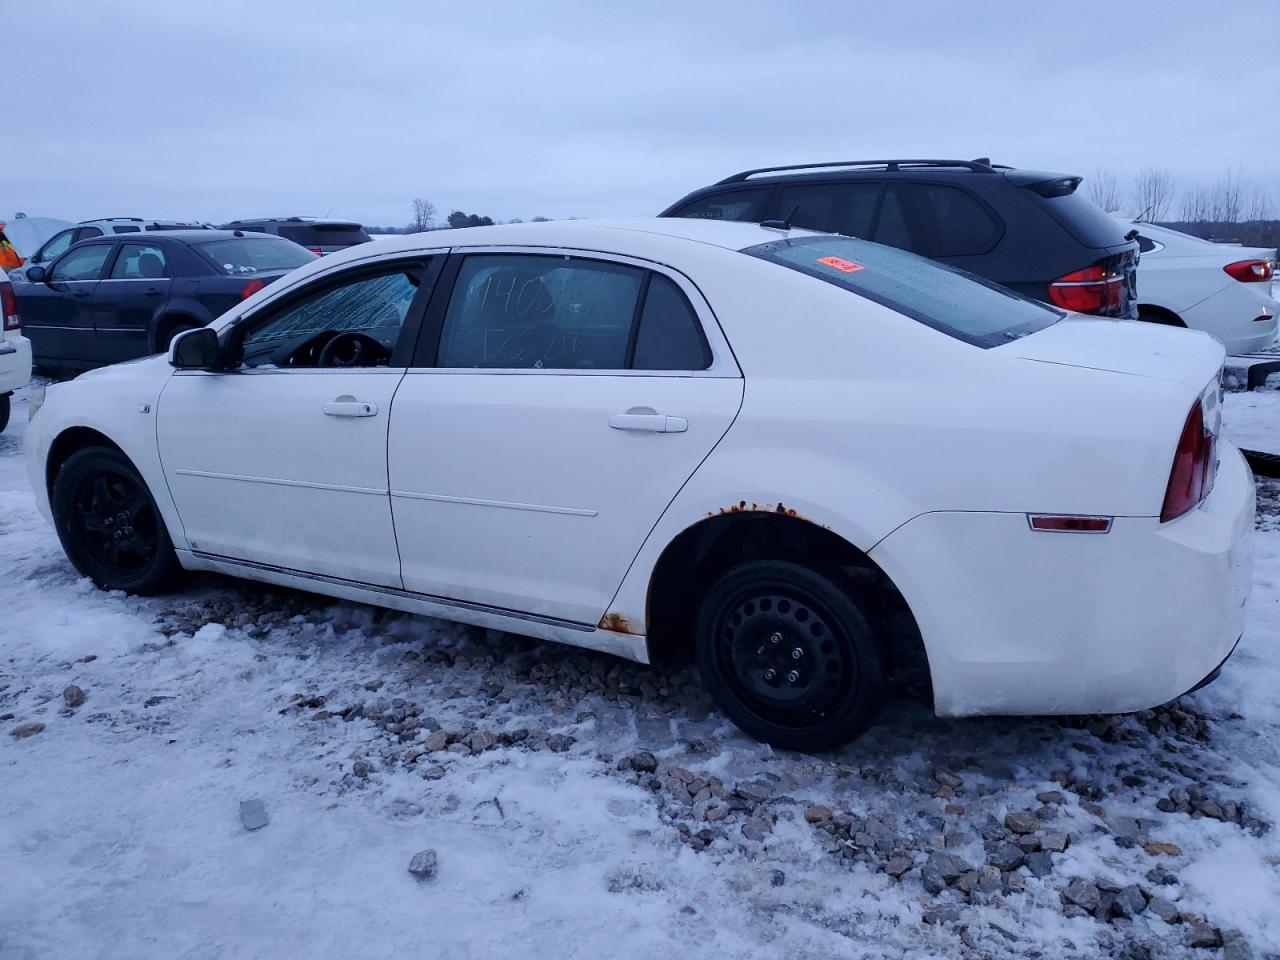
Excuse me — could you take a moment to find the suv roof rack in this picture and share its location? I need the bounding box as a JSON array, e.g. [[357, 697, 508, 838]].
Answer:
[[83, 217, 145, 223], [715, 158, 1003, 184]]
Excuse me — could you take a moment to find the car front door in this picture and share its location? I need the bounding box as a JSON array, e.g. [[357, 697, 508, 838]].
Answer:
[[388, 250, 744, 626], [93, 241, 172, 363], [156, 255, 442, 587], [19, 242, 113, 366]]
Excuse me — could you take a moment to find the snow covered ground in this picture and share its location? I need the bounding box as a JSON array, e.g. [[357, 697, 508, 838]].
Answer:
[[3, 380, 1280, 960]]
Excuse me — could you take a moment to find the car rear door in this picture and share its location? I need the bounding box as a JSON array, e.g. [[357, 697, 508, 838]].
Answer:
[[19, 242, 113, 366], [157, 255, 443, 587], [388, 249, 743, 626], [93, 241, 172, 363]]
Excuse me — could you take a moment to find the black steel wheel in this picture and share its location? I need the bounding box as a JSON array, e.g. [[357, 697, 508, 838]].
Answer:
[[51, 447, 179, 594], [695, 560, 884, 751]]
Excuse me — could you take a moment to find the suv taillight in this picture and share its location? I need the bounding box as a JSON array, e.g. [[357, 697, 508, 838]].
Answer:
[[1047, 263, 1127, 314], [1223, 259, 1274, 283], [239, 278, 267, 301], [1, 280, 19, 331], [1161, 401, 1217, 522]]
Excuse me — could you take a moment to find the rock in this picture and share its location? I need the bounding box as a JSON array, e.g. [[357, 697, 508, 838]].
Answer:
[[741, 817, 772, 842], [769, 869, 785, 887], [9, 723, 44, 739], [884, 856, 913, 879], [988, 842, 1025, 872], [63, 685, 86, 708], [446, 742, 471, 755], [976, 865, 1001, 894], [1186, 923, 1222, 949], [702, 802, 729, 822], [424, 730, 451, 752], [1143, 841, 1183, 857], [735, 781, 771, 804], [923, 906, 961, 924], [924, 852, 967, 884], [1112, 885, 1147, 919], [352, 759, 372, 778], [1146, 866, 1179, 887], [1036, 790, 1065, 805], [933, 770, 963, 790], [626, 751, 658, 774], [1005, 810, 1039, 835], [1222, 930, 1255, 960], [408, 849, 438, 880], [239, 799, 268, 831], [1063, 878, 1101, 913], [1040, 831, 1070, 853], [1148, 897, 1180, 924], [921, 866, 946, 895], [1024, 852, 1053, 877], [420, 765, 447, 781], [546, 734, 573, 753], [467, 731, 498, 753], [803, 804, 832, 824]]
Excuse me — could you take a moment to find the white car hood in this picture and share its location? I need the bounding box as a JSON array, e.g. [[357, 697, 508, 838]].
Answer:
[[1005, 315, 1224, 390]]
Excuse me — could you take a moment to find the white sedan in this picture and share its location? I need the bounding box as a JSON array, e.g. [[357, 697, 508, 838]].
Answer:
[[1127, 219, 1278, 355], [24, 219, 1253, 750]]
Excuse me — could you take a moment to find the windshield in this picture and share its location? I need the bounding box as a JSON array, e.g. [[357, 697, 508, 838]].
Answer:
[[744, 235, 1063, 348], [195, 237, 316, 275]]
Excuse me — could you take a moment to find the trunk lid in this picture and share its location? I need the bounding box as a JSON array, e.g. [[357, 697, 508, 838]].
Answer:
[[1005, 314, 1225, 391]]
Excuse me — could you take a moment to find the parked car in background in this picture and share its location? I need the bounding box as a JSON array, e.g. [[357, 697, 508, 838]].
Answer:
[[662, 158, 1140, 319], [12, 218, 212, 282], [219, 217, 371, 255], [1122, 219, 1278, 355], [0, 278, 32, 431], [2, 213, 73, 273], [24, 218, 1250, 751], [17, 230, 315, 371]]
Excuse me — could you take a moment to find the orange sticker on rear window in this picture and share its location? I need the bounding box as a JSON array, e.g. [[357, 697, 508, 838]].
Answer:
[[816, 255, 864, 273]]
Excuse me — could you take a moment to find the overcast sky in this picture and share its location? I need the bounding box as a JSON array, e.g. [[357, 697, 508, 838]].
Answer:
[[6, 0, 1278, 226]]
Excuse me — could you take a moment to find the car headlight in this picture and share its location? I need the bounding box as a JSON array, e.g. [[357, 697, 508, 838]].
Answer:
[[28, 386, 45, 421]]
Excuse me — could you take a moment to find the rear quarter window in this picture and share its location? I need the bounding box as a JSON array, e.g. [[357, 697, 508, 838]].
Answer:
[[668, 189, 770, 222], [902, 183, 1001, 257], [745, 235, 1062, 348]]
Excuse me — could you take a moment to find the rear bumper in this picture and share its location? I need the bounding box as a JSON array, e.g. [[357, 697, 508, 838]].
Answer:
[[870, 442, 1254, 717], [1184, 284, 1279, 355], [0, 333, 32, 394]]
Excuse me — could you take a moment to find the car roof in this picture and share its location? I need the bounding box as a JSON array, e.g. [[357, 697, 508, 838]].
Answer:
[[351, 218, 823, 260], [77, 229, 277, 245], [224, 217, 362, 226]]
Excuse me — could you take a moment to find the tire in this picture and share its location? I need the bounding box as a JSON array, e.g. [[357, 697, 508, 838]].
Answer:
[[157, 322, 200, 353], [1137, 308, 1184, 328], [51, 447, 180, 594], [695, 560, 885, 752], [0, 393, 9, 433]]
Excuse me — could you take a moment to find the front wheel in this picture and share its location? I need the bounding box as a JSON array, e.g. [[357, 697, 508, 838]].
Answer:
[[695, 560, 885, 752], [0, 393, 9, 433], [51, 447, 180, 594]]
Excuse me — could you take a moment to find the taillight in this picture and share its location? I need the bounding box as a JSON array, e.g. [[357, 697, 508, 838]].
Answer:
[[1047, 263, 1127, 314], [307, 247, 323, 256], [239, 278, 267, 301], [1223, 259, 1274, 283], [0, 280, 19, 331], [1161, 401, 1217, 522]]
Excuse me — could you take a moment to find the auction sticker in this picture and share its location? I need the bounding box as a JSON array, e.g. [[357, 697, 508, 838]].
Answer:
[[816, 255, 864, 273]]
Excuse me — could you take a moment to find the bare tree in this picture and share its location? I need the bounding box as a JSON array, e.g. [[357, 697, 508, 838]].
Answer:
[[1209, 170, 1243, 224], [1087, 169, 1123, 213], [1242, 182, 1272, 222], [1180, 182, 1210, 222], [410, 198, 437, 232], [1133, 167, 1174, 221]]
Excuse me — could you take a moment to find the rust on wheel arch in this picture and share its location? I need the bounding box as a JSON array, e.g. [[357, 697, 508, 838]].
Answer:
[[712, 500, 799, 518], [599, 611, 640, 635]]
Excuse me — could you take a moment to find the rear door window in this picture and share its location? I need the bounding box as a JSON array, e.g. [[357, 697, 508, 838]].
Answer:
[[670, 189, 770, 222], [777, 182, 881, 237], [900, 183, 1001, 257], [745, 235, 1062, 348], [632, 274, 711, 370], [110, 243, 169, 279]]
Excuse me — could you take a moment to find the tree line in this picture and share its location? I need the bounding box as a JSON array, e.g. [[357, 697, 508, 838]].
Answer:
[[365, 198, 554, 235]]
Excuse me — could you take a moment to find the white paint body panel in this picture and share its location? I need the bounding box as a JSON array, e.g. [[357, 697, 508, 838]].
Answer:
[[1125, 220, 1278, 355], [0, 331, 32, 395], [24, 218, 1256, 718]]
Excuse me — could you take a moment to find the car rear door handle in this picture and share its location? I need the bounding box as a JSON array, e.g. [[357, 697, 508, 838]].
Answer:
[[71, 288, 91, 298], [609, 412, 688, 433], [143, 287, 163, 298], [322, 395, 378, 418]]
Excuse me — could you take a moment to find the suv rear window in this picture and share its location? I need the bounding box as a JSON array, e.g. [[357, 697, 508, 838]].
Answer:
[[278, 223, 371, 247], [195, 237, 317, 275], [1031, 190, 1128, 249], [745, 235, 1062, 348]]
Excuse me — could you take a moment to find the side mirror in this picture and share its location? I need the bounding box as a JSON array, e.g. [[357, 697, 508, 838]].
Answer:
[[26, 265, 46, 283], [169, 326, 221, 370]]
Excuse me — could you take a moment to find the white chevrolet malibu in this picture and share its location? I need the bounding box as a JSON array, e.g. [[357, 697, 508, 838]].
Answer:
[[25, 219, 1254, 750]]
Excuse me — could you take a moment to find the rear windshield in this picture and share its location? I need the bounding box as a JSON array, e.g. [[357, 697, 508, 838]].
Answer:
[[195, 237, 316, 275], [278, 223, 371, 247], [1033, 190, 1129, 249], [745, 235, 1062, 348]]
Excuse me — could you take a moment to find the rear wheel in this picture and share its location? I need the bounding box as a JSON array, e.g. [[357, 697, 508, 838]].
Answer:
[[695, 560, 884, 752], [1138, 307, 1185, 328], [51, 447, 179, 594], [0, 393, 9, 433]]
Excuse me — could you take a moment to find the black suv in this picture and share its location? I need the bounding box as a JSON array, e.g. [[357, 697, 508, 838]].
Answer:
[[662, 159, 1139, 319], [220, 217, 371, 255]]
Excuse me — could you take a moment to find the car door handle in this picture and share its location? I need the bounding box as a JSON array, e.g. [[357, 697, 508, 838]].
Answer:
[[609, 412, 688, 433], [70, 289, 91, 298], [143, 287, 163, 297], [322, 396, 378, 418]]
